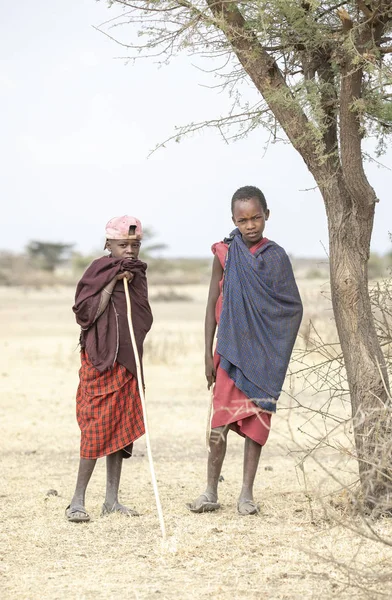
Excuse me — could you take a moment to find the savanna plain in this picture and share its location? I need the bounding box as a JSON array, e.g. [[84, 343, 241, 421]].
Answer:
[[1, 280, 392, 600]]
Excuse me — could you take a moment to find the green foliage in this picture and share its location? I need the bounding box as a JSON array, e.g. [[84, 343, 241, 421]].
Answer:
[[140, 227, 168, 259], [368, 252, 392, 280], [71, 252, 95, 273], [26, 241, 74, 273], [70, 228, 168, 274], [305, 267, 324, 279], [104, 1, 392, 158], [369, 252, 387, 279]]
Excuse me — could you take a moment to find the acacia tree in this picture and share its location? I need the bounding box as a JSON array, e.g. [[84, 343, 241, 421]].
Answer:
[[26, 241, 74, 273], [140, 227, 168, 259], [101, 0, 392, 510]]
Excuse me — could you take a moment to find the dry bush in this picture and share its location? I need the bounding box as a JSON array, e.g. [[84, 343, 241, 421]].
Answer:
[[3, 283, 392, 599], [149, 287, 192, 303], [144, 332, 191, 364], [285, 277, 392, 591]]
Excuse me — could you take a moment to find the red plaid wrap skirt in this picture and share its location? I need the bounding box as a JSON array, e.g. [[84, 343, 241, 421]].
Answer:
[[77, 351, 145, 459]]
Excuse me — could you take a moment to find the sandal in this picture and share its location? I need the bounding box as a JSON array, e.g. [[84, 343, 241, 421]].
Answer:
[[186, 494, 221, 513], [237, 500, 260, 516], [65, 504, 90, 523], [100, 502, 139, 517]]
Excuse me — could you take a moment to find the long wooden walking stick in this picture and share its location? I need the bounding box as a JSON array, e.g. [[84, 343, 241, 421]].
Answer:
[[123, 278, 166, 541], [206, 388, 214, 453]]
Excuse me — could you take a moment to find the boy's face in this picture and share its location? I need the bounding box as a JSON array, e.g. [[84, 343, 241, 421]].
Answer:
[[232, 197, 269, 248], [106, 239, 141, 260]]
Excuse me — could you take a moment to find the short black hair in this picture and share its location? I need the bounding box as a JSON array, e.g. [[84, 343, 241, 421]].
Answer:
[[231, 186, 268, 214]]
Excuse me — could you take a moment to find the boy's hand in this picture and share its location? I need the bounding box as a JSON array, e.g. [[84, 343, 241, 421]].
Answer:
[[205, 355, 216, 389], [116, 271, 134, 282]]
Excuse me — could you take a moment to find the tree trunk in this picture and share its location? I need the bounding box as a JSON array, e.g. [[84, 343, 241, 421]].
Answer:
[[203, 0, 392, 511], [324, 177, 392, 513]]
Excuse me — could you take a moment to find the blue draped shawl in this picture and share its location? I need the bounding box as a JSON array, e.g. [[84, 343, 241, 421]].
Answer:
[[217, 229, 303, 413]]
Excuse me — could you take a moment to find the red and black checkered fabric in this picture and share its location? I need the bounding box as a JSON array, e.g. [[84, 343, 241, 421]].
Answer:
[[76, 351, 145, 459]]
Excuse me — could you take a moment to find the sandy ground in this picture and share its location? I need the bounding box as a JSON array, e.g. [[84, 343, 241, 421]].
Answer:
[[1, 283, 392, 600]]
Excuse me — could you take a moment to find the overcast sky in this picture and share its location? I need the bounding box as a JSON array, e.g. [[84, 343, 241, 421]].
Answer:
[[1, 0, 391, 258]]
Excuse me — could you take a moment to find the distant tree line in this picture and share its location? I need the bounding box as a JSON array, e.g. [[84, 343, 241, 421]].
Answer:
[[24, 228, 168, 273]]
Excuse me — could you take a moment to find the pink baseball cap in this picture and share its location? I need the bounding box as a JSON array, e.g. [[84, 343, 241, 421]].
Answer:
[[105, 215, 143, 241]]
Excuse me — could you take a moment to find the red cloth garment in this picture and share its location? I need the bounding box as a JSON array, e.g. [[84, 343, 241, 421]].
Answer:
[[77, 351, 145, 459], [211, 238, 272, 446]]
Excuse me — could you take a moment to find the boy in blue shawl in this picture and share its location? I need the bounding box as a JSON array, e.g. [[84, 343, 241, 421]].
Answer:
[[187, 186, 303, 515]]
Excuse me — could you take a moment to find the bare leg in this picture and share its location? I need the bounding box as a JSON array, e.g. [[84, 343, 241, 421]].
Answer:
[[206, 426, 228, 499], [66, 458, 97, 521], [237, 437, 262, 514], [70, 458, 97, 506], [102, 450, 138, 516], [187, 426, 228, 512]]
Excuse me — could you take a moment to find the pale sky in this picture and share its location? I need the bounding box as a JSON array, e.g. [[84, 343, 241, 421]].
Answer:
[[1, 0, 391, 258]]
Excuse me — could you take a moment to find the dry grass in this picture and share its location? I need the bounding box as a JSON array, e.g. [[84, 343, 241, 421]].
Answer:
[[1, 282, 392, 599]]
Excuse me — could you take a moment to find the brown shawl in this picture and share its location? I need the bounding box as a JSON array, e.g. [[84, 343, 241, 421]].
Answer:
[[73, 256, 153, 379]]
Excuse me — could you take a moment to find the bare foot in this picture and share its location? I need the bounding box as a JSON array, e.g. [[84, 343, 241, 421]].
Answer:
[[101, 501, 139, 517]]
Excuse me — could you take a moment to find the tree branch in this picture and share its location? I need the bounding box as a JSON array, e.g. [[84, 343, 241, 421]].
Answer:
[[317, 57, 339, 161], [357, 0, 374, 19], [148, 107, 271, 155], [204, 0, 329, 179], [339, 42, 378, 214]]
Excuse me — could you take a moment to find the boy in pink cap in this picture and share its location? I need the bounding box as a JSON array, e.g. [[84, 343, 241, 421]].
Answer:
[[66, 216, 153, 522]]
